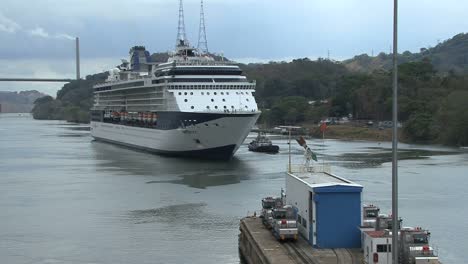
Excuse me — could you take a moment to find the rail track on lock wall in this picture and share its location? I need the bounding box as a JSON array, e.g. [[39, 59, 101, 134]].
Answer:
[[283, 241, 319, 264], [333, 248, 354, 264], [282, 239, 359, 264]]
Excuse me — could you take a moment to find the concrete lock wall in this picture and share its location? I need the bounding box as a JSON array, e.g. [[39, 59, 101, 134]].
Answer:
[[239, 220, 271, 264]]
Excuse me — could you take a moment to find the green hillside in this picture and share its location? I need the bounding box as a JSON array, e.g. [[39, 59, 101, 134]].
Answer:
[[32, 72, 108, 123], [345, 33, 468, 74], [32, 33, 468, 146]]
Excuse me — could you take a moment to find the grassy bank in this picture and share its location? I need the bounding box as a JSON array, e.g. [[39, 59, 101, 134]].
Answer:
[[304, 124, 395, 142]]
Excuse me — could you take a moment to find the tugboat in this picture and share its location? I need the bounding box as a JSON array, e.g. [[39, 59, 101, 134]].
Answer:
[[248, 132, 279, 153]]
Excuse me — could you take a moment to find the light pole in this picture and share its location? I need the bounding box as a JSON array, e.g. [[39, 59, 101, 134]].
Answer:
[[76, 37, 80, 80], [391, 0, 399, 263]]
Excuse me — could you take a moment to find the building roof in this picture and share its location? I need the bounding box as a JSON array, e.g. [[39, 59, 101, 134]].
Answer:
[[364, 230, 391, 238], [288, 168, 363, 191]]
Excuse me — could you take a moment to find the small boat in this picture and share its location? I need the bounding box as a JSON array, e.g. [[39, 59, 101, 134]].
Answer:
[[248, 133, 279, 153]]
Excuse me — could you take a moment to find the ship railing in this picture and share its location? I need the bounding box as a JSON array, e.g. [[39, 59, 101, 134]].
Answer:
[[288, 164, 331, 174], [94, 76, 151, 87], [169, 60, 238, 66]]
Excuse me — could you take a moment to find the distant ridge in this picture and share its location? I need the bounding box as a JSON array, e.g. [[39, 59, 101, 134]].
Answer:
[[0, 90, 47, 113], [344, 33, 468, 74]]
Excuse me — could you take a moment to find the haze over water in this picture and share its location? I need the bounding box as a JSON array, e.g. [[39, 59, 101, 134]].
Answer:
[[0, 114, 466, 264]]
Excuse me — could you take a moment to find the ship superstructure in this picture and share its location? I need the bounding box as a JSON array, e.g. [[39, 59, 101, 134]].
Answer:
[[90, 1, 260, 159]]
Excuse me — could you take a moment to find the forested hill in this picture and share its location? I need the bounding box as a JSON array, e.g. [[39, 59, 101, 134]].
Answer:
[[32, 72, 108, 123], [31, 33, 468, 146], [344, 33, 468, 74]]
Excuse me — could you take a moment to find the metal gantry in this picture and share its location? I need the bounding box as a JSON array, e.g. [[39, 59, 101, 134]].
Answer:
[[176, 0, 188, 44], [197, 0, 209, 54]]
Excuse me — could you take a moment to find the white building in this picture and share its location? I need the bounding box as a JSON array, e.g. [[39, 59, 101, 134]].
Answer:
[[285, 165, 363, 248], [362, 230, 393, 264]]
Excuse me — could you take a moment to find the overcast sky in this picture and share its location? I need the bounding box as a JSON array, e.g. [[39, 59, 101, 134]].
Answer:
[[1, 0, 467, 95]]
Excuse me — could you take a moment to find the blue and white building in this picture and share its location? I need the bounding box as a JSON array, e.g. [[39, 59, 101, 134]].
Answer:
[[285, 165, 363, 248]]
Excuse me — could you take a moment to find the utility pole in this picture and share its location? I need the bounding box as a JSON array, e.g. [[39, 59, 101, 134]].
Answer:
[[197, 0, 209, 54], [391, 0, 399, 263]]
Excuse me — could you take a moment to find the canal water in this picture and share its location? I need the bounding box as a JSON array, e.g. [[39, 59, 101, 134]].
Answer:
[[0, 114, 466, 264]]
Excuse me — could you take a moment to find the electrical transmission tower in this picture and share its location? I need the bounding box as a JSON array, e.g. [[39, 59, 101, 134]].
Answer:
[[197, 0, 209, 54], [176, 0, 188, 45]]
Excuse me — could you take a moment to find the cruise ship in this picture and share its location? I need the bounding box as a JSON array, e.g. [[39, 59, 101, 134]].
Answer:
[[90, 1, 260, 160]]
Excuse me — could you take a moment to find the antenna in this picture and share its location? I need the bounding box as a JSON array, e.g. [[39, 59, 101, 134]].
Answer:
[[197, 0, 209, 54], [176, 0, 188, 46]]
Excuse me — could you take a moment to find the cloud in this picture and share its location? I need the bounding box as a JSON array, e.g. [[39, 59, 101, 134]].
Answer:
[[29, 27, 49, 38], [0, 12, 21, 33], [29, 26, 75, 40], [0, 13, 74, 41], [55, 33, 75, 40]]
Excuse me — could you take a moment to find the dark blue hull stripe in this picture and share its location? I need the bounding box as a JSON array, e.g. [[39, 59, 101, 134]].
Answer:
[[93, 136, 237, 160], [92, 111, 259, 130]]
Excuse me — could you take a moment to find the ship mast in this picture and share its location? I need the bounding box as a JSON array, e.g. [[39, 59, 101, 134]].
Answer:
[[197, 0, 209, 54], [176, 0, 188, 47]]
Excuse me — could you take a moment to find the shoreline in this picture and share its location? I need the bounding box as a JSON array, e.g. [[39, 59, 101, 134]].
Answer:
[[255, 124, 395, 142]]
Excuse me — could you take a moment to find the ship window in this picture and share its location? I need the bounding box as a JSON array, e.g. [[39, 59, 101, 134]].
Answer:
[[184, 92, 187, 95], [205, 123, 209, 126], [223, 106, 227, 109], [236, 92, 239, 95], [231, 106, 234, 108], [206, 106, 210, 109], [178, 92, 182, 95], [184, 99, 188, 102], [241, 92, 244, 95], [214, 92, 217, 95], [246, 99, 249, 102], [227, 92, 230, 95], [245, 106, 248, 108], [215, 106, 218, 109], [221, 92, 224, 95], [207, 92, 210, 95], [222, 99, 225, 102], [211, 99, 214, 102], [190, 92, 193, 95], [201, 92, 204, 95], [191, 106, 194, 109], [215, 123, 219, 126], [245, 92, 249, 95]]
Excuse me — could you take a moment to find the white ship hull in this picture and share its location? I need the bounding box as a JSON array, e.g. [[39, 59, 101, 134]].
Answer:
[[91, 112, 260, 159]]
